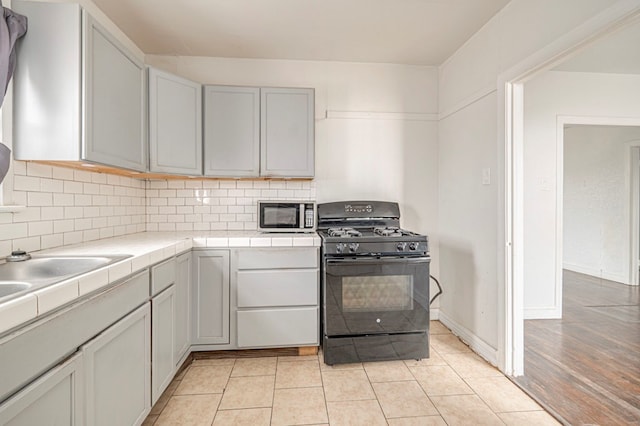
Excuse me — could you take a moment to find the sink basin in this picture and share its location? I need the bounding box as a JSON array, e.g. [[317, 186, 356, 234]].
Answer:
[[0, 281, 32, 299], [0, 256, 127, 283], [0, 255, 130, 302]]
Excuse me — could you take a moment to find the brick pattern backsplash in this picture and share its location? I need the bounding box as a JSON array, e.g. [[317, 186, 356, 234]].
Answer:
[[145, 179, 316, 231], [0, 162, 146, 257], [0, 162, 316, 257]]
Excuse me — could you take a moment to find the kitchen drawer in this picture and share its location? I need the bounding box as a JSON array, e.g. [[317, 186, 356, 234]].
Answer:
[[237, 307, 318, 347], [151, 257, 176, 296], [236, 248, 318, 270], [237, 270, 318, 308]]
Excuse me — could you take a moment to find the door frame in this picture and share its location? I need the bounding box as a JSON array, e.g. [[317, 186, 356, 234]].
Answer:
[[629, 142, 640, 285], [499, 4, 640, 376]]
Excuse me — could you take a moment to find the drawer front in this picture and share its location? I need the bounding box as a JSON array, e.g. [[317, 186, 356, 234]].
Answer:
[[237, 270, 318, 307], [151, 258, 176, 295], [236, 248, 318, 270], [237, 307, 318, 347]]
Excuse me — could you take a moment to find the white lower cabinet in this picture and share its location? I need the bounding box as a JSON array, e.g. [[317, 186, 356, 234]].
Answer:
[[82, 303, 151, 426], [0, 352, 83, 425], [151, 285, 176, 404], [174, 252, 191, 365], [150, 258, 178, 404], [234, 248, 319, 348], [192, 250, 230, 345]]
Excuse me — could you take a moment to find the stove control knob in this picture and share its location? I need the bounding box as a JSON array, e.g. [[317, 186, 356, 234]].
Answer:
[[409, 242, 418, 251], [335, 244, 343, 254], [348, 243, 359, 253], [396, 242, 406, 251]]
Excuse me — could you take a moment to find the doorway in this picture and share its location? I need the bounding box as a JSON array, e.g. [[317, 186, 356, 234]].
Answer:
[[561, 124, 640, 289], [501, 8, 640, 378], [513, 123, 640, 423]]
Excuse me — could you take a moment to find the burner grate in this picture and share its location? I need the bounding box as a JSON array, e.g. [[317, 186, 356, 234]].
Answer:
[[327, 227, 362, 237], [374, 226, 405, 237]]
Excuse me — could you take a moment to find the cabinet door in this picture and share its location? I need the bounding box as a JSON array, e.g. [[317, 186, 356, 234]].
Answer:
[[83, 12, 147, 172], [0, 353, 83, 426], [203, 86, 260, 177], [12, 0, 83, 162], [152, 286, 175, 404], [192, 250, 230, 344], [149, 67, 203, 175], [174, 252, 192, 365], [260, 88, 315, 177], [83, 303, 151, 426], [237, 307, 319, 348]]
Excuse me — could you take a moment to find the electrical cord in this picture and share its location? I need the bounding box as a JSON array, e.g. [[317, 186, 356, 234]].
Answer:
[[429, 274, 442, 305]]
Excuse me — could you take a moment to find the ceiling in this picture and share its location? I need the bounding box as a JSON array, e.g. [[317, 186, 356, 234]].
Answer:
[[553, 19, 640, 74], [91, 0, 510, 66]]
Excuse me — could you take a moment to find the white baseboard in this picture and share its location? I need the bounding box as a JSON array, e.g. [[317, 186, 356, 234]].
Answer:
[[429, 308, 439, 321], [437, 310, 498, 367], [524, 306, 561, 320], [563, 262, 627, 285]]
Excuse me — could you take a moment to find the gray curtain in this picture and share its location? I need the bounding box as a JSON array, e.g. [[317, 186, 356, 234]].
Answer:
[[0, 5, 27, 106], [0, 5, 27, 184]]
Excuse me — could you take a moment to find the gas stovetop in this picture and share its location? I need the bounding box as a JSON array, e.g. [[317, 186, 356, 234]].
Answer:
[[318, 226, 428, 256], [323, 226, 422, 238], [317, 201, 429, 256]]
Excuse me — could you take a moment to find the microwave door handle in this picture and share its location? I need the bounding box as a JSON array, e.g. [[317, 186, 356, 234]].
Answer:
[[299, 205, 304, 229]]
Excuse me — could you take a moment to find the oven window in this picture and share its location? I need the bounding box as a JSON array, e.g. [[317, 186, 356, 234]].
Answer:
[[263, 206, 298, 226], [342, 275, 413, 312]]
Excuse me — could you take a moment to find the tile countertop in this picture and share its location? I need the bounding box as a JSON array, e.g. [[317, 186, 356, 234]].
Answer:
[[0, 231, 321, 336]]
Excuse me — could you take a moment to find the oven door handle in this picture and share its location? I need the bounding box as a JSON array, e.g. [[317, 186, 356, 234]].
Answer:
[[326, 257, 429, 265]]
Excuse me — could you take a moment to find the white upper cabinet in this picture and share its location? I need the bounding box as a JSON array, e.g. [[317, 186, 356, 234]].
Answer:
[[261, 88, 315, 177], [12, 0, 147, 172], [203, 86, 314, 178], [203, 86, 260, 177], [83, 14, 146, 171], [149, 67, 203, 175]]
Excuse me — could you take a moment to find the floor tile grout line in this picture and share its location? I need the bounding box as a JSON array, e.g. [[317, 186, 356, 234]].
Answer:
[[270, 357, 278, 425], [318, 352, 331, 425]]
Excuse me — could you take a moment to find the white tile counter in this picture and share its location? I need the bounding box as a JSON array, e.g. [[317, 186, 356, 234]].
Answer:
[[0, 231, 320, 335]]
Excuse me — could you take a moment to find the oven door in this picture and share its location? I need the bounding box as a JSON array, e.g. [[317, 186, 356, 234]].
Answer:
[[323, 256, 430, 336]]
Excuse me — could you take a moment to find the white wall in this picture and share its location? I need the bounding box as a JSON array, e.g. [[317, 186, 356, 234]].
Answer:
[[146, 55, 441, 276], [523, 71, 640, 318], [438, 92, 497, 349], [564, 125, 640, 283], [437, 0, 619, 364]]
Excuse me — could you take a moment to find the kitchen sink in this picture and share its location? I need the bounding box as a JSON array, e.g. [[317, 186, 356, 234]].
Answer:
[[0, 255, 131, 302], [0, 281, 32, 299]]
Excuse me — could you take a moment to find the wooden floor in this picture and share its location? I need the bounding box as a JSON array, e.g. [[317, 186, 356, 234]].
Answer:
[[514, 270, 640, 425]]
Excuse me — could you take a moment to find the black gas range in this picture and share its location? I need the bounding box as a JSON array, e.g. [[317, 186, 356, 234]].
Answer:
[[318, 201, 430, 365]]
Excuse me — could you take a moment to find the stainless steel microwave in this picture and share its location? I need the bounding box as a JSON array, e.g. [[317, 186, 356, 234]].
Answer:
[[258, 201, 316, 232]]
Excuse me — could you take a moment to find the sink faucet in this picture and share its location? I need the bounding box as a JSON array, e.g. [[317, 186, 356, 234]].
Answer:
[[5, 250, 32, 262]]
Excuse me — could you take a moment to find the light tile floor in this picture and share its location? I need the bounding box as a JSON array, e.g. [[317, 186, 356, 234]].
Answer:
[[143, 321, 560, 425]]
